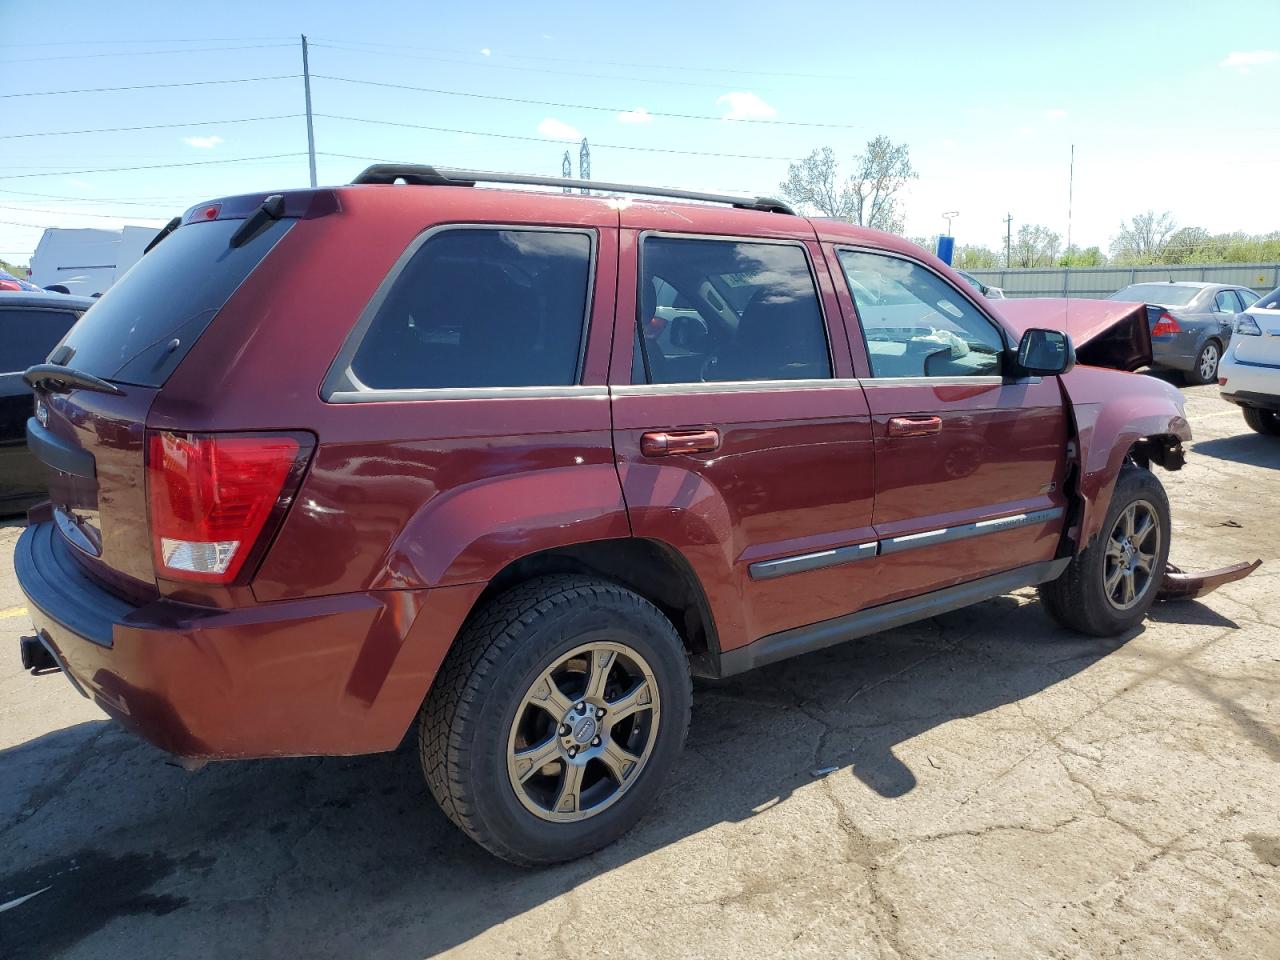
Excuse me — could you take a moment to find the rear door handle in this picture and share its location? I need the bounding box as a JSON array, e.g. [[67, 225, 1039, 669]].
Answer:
[[640, 429, 721, 457], [887, 416, 942, 438]]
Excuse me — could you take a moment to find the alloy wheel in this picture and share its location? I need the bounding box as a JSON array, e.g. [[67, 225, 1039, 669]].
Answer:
[[506, 641, 661, 823], [1198, 343, 1219, 382], [1104, 499, 1161, 610]]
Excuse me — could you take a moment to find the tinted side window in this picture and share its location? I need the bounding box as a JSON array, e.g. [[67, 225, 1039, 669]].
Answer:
[[1213, 290, 1240, 314], [1, 309, 79, 372], [1238, 289, 1259, 308], [838, 251, 1005, 378], [636, 236, 830, 384], [348, 229, 592, 391]]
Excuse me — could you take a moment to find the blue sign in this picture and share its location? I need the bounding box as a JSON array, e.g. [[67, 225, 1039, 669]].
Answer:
[[936, 235, 955, 265]]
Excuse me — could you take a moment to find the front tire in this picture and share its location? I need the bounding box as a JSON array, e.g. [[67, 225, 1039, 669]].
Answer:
[[1185, 340, 1221, 385], [419, 576, 692, 866], [1242, 405, 1280, 436], [1039, 464, 1171, 637]]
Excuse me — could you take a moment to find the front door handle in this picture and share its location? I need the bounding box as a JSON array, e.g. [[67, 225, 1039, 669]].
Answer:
[[887, 416, 943, 438], [640, 429, 721, 457]]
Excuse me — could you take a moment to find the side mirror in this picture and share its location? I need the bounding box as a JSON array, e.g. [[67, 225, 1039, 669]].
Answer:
[[1016, 328, 1075, 376]]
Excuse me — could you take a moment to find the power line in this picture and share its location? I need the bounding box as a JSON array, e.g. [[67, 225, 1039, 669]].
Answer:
[[6, 36, 293, 46], [0, 205, 169, 221], [0, 114, 304, 140], [313, 74, 863, 129], [0, 153, 307, 181], [0, 74, 300, 99], [309, 36, 866, 82], [0, 188, 195, 204], [0, 42, 295, 64], [308, 41, 733, 91], [315, 114, 805, 160]]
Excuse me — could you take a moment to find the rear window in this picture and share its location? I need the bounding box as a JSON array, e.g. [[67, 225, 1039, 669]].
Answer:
[[340, 227, 593, 392], [1108, 283, 1202, 307], [57, 217, 293, 387], [1256, 287, 1280, 310]]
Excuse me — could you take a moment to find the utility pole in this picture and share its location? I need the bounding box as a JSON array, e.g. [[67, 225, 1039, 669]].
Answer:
[[1066, 144, 1075, 255], [578, 138, 591, 195], [1004, 213, 1013, 268], [561, 150, 572, 192], [301, 34, 317, 188]]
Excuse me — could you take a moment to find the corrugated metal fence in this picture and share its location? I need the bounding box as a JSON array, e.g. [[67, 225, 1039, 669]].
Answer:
[[967, 263, 1280, 299]]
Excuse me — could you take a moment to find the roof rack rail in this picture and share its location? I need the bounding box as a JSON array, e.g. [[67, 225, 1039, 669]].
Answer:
[[350, 164, 796, 215]]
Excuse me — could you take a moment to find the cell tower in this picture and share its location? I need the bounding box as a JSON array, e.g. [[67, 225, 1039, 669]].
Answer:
[[561, 150, 572, 193], [579, 138, 591, 195]]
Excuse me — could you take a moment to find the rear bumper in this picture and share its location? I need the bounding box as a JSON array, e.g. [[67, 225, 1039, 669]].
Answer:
[[1219, 352, 1280, 408], [16, 521, 482, 759]]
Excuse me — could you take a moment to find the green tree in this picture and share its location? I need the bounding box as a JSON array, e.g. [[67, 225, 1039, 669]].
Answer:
[[1059, 245, 1106, 267], [0, 258, 28, 277], [1011, 224, 1061, 268], [1110, 210, 1177, 264], [954, 245, 1001, 269]]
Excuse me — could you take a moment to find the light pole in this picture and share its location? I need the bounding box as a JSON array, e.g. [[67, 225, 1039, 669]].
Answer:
[[942, 210, 959, 235]]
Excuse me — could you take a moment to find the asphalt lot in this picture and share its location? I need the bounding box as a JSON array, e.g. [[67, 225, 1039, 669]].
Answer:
[[1, 380, 1278, 960]]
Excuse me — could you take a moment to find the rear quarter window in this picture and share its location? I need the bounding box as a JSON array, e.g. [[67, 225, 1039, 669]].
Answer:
[[333, 227, 594, 394], [57, 217, 293, 387], [1, 308, 79, 372]]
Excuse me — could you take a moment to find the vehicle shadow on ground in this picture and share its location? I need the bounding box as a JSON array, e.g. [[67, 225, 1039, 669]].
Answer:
[[0, 596, 1136, 960], [1192, 434, 1280, 469]]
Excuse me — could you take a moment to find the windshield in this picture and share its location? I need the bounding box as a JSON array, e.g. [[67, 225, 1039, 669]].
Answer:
[[1108, 283, 1203, 307], [56, 217, 293, 387]]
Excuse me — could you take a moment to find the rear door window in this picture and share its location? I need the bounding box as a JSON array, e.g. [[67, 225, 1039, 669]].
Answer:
[[1, 308, 80, 372], [56, 217, 293, 387], [1214, 290, 1241, 314], [340, 227, 593, 392], [635, 236, 831, 384], [1236, 289, 1259, 309]]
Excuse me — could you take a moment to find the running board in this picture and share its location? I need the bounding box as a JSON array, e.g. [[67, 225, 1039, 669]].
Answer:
[[716, 558, 1071, 677]]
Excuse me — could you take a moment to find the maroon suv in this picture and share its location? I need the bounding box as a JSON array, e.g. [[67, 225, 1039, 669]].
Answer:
[[17, 165, 1191, 865]]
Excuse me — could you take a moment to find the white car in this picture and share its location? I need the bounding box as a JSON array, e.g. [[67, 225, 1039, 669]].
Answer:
[[1219, 284, 1280, 436]]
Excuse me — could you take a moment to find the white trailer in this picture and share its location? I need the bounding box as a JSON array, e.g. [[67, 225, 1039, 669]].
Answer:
[[29, 225, 158, 296]]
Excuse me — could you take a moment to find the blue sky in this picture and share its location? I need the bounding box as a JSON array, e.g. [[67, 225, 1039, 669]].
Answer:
[[2, 0, 1278, 263]]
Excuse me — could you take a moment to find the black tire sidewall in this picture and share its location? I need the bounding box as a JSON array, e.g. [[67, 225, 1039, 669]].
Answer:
[[1080, 467, 1171, 633], [459, 588, 690, 864], [1188, 341, 1220, 385]]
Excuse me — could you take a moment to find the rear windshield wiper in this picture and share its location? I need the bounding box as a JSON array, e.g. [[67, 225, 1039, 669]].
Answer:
[[24, 364, 122, 395]]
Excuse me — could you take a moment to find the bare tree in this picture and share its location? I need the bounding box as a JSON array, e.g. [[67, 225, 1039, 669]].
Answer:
[[779, 136, 916, 233], [1110, 210, 1177, 264], [1011, 224, 1061, 268]]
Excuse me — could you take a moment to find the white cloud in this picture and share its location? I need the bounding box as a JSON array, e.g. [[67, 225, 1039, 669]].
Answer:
[[617, 107, 653, 124], [537, 117, 582, 141], [480, 47, 491, 56], [183, 135, 223, 149], [716, 91, 776, 121], [1044, 107, 1068, 120], [1219, 49, 1278, 71]]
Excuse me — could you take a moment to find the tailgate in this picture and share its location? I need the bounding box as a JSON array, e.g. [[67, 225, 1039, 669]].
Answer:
[[32, 385, 161, 597]]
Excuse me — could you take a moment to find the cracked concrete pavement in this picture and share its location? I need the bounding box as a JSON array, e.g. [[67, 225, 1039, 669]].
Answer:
[[1, 380, 1278, 959]]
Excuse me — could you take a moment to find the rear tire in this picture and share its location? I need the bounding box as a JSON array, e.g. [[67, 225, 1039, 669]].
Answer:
[[1039, 464, 1171, 637], [1242, 405, 1280, 436], [419, 575, 692, 866], [1185, 340, 1221, 385]]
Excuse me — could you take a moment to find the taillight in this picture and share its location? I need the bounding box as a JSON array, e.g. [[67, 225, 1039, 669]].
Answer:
[[1151, 312, 1181, 336], [146, 431, 310, 583], [1235, 314, 1263, 337]]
